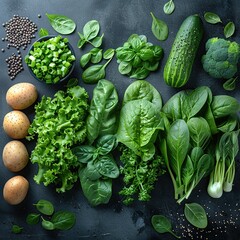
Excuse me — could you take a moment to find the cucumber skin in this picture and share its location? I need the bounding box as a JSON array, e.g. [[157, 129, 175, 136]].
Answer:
[[163, 15, 203, 88]]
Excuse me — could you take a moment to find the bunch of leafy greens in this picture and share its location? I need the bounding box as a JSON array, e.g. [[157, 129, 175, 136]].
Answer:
[[116, 34, 163, 79], [27, 86, 89, 193], [26, 199, 76, 231], [117, 80, 166, 204], [72, 79, 119, 206], [159, 86, 240, 203]]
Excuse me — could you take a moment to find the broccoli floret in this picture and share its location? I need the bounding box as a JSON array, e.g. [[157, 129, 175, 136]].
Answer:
[[202, 37, 240, 79]]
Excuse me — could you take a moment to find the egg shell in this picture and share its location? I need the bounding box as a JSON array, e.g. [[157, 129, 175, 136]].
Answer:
[[6, 82, 38, 110], [3, 110, 30, 139], [2, 140, 29, 172], [3, 175, 29, 205]]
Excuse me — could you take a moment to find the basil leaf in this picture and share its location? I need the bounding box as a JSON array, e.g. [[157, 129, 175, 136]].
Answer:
[[46, 13, 76, 34], [151, 215, 180, 238], [223, 77, 237, 91], [103, 48, 115, 60], [26, 213, 40, 225], [90, 33, 104, 47], [163, 0, 175, 15], [184, 203, 208, 229], [38, 28, 49, 37], [204, 12, 222, 24], [150, 12, 168, 41], [51, 211, 76, 230], [72, 145, 96, 163], [80, 53, 92, 68], [83, 20, 100, 40], [224, 21, 235, 38], [95, 155, 119, 179], [82, 64, 106, 84], [34, 199, 54, 216]]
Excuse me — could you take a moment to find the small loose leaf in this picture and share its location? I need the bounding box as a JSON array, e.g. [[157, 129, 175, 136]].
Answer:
[[204, 12, 222, 24], [80, 53, 92, 68], [90, 33, 104, 47], [82, 64, 106, 84], [163, 0, 175, 15], [11, 224, 23, 234], [103, 48, 115, 60], [224, 21, 235, 38], [34, 199, 54, 216], [38, 28, 49, 37], [184, 203, 208, 229], [83, 20, 100, 41], [223, 76, 238, 91], [51, 210, 76, 230], [66, 78, 79, 88], [150, 12, 168, 41], [26, 213, 41, 225]]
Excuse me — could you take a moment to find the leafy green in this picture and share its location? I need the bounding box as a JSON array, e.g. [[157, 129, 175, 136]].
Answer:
[[38, 28, 49, 37], [27, 86, 89, 192], [11, 224, 23, 234], [150, 12, 168, 41], [26, 213, 40, 225], [46, 13, 76, 34], [184, 203, 208, 229], [223, 77, 238, 91], [151, 215, 180, 238], [163, 0, 175, 15], [224, 21, 235, 38], [34, 200, 54, 215], [204, 12, 222, 24], [51, 211, 76, 230]]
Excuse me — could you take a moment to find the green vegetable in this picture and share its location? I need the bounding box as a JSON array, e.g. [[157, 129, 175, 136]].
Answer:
[[116, 34, 163, 79], [34, 199, 54, 215], [25, 35, 76, 84], [184, 203, 208, 229], [11, 224, 23, 234], [51, 211, 76, 230], [203, 12, 222, 24], [46, 13, 76, 34], [26, 213, 40, 225], [38, 28, 49, 37], [150, 12, 168, 41], [223, 77, 238, 91], [66, 77, 79, 88], [202, 37, 240, 79], [41, 219, 55, 230], [224, 21, 235, 38], [163, 0, 175, 15], [27, 86, 89, 192], [86, 79, 119, 144], [163, 14, 203, 87], [151, 215, 180, 238]]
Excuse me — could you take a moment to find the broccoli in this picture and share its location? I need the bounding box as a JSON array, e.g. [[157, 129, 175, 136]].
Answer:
[[201, 37, 240, 79]]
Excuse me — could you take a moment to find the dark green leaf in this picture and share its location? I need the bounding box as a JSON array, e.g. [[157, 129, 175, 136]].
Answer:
[[26, 213, 40, 225], [130, 67, 150, 79], [46, 13, 76, 34], [223, 77, 237, 91], [83, 20, 100, 40], [204, 12, 222, 24], [224, 21, 235, 38], [72, 145, 96, 163], [82, 64, 106, 84], [184, 203, 208, 229], [85, 161, 102, 180], [11, 224, 23, 234], [77, 33, 86, 48], [39, 28, 49, 37], [150, 12, 168, 41], [103, 48, 115, 60], [66, 78, 79, 88], [96, 135, 118, 155], [118, 61, 132, 75], [51, 211, 76, 230], [41, 219, 55, 230], [90, 33, 104, 47], [151, 215, 180, 238], [163, 0, 175, 15], [80, 53, 92, 68], [34, 199, 54, 216]]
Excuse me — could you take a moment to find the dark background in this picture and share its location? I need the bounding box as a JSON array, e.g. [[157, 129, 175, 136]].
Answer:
[[0, 0, 240, 239]]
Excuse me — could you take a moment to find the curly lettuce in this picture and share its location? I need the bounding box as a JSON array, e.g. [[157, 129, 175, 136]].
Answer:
[[27, 86, 89, 193]]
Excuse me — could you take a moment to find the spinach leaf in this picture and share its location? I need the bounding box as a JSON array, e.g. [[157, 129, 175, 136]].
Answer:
[[103, 48, 115, 60], [90, 48, 103, 64], [184, 203, 208, 229], [96, 135, 118, 155], [167, 119, 190, 183], [86, 79, 119, 144], [182, 156, 194, 190], [82, 64, 106, 84], [38, 28, 49, 37], [163, 0, 175, 15], [34, 200, 54, 216], [211, 95, 240, 118], [66, 78, 79, 88], [118, 61, 132, 75], [85, 161, 102, 180], [46, 13, 76, 34], [95, 155, 119, 178], [51, 211, 76, 230], [72, 145, 96, 163], [151, 215, 180, 238], [224, 21, 235, 38], [80, 52, 92, 68], [223, 77, 237, 91], [83, 20, 100, 41], [129, 66, 150, 79], [204, 12, 222, 24], [77, 33, 87, 48], [26, 213, 40, 225], [90, 33, 104, 47], [122, 80, 162, 110], [79, 168, 112, 206], [11, 224, 23, 234], [196, 154, 214, 182], [150, 12, 168, 41], [217, 115, 238, 133], [41, 219, 55, 230]]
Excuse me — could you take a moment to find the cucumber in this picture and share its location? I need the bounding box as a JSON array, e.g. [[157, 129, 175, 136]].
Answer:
[[163, 15, 203, 88]]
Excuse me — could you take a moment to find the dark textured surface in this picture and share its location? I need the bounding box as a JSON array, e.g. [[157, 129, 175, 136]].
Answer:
[[0, 0, 240, 239]]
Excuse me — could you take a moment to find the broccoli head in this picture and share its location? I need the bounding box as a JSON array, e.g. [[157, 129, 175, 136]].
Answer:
[[201, 37, 240, 79]]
